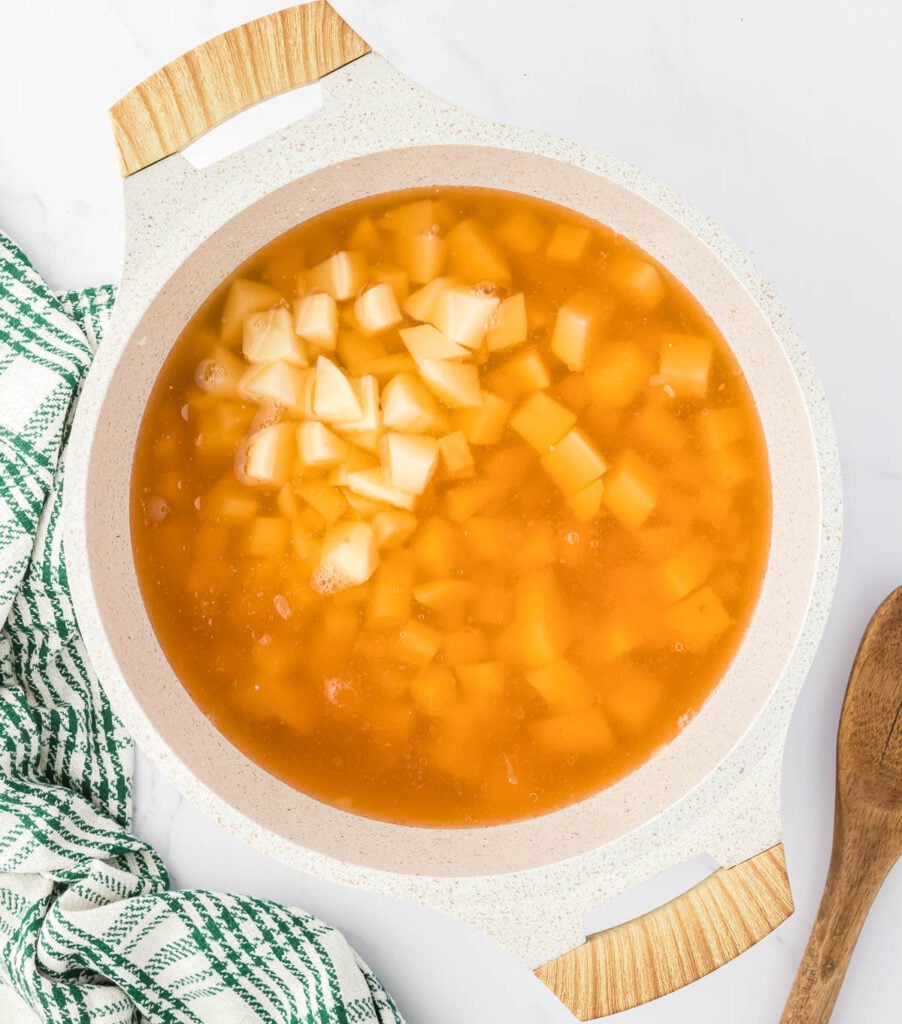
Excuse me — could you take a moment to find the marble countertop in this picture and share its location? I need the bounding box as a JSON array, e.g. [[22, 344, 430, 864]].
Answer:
[[3, 1, 901, 1020]]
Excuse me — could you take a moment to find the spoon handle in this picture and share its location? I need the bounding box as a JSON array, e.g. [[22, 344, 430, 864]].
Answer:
[[781, 811, 894, 1023]]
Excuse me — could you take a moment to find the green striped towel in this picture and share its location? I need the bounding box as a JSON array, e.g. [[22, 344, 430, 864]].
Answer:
[[0, 231, 406, 1024]]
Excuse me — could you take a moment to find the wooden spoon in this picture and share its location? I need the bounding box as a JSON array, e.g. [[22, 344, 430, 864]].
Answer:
[[782, 586, 902, 1023]]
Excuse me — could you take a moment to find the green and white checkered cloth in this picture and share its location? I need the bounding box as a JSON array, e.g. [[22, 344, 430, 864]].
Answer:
[[0, 231, 406, 1024]]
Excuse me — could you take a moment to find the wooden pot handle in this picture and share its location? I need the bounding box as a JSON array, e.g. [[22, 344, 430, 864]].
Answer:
[[110, 2, 370, 177], [536, 844, 792, 1019]]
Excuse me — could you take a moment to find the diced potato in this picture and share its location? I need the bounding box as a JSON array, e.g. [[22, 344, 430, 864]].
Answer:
[[239, 360, 308, 408], [441, 627, 489, 667], [354, 283, 403, 334], [463, 516, 510, 561], [446, 218, 511, 282], [531, 707, 615, 755], [342, 490, 392, 518], [412, 517, 458, 577], [400, 323, 469, 362], [496, 209, 547, 255], [602, 450, 659, 528], [325, 445, 379, 486], [438, 431, 474, 475], [551, 292, 602, 371], [540, 428, 607, 495], [485, 292, 528, 352], [372, 510, 419, 549], [566, 478, 605, 522], [515, 523, 558, 569], [456, 391, 511, 447], [297, 480, 348, 524], [381, 373, 446, 433], [372, 266, 410, 304], [456, 661, 507, 701], [347, 216, 379, 250], [700, 407, 744, 449], [413, 578, 478, 613], [396, 232, 447, 284], [488, 349, 551, 399], [659, 334, 713, 398], [585, 342, 653, 408], [391, 619, 441, 666], [430, 287, 500, 349], [657, 537, 716, 602], [444, 478, 506, 521], [545, 223, 590, 264], [526, 659, 594, 712], [204, 476, 259, 523], [357, 354, 418, 381], [481, 445, 534, 485], [603, 667, 665, 733], [193, 345, 247, 396], [630, 400, 685, 457], [241, 422, 295, 486], [402, 276, 461, 322], [313, 520, 378, 592], [297, 421, 349, 468], [409, 664, 457, 716], [243, 516, 291, 557], [607, 255, 666, 311], [221, 279, 283, 344], [555, 372, 593, 411], [243, 305, 308, 366], [381, 432, 439, 495], [515, 568, 575, 667], [509, 392, 577, 452], [665, 586, 733, 651], [366, 560, 414, 629], [337, 333, 386, 373], [313, 356, 364, 424], [378, 198, 450, 235], [338, 375, 380, 433], [304, 251, 367, 300], [418, 358, 481, 409], [345, 467, 415, 510]]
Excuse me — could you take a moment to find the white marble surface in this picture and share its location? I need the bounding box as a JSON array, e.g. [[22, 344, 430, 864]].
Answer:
[[2, 1, 901, 1020]]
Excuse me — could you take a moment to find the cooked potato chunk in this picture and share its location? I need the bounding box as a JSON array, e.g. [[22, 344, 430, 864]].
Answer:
[[313, 520, 378, 592], [381, 373, 447, 433], [551, 292, 601, 371], [418, 358, 482, 409], [586, 342, 653, 408], [241, 422, 295, 486], [438, 431, 475, 475], [446, 218, 510, 282], [457, 391, 511, 445], [526, 659, 594, 712], [430, 287, 500, 350], [345, 467, 415, 510], [221, 279, 283, 344], [515, 568, 574, 667], [239, 360, 308, 409], [540, 428, 608, 495], [485, 293, 528, 352], [659, 334, 713, 398], [305, 251, 367, 300], [665, 586, 733, 651], [381, 432, 440, 495], [297, 420, 349, 468], [602, 451, 659, 528], [372, 510, 419, 550], [293, 292, 338, 350], [402, 275, 461, 322], [545, 223, 590, 264], [354, 283, 403, 334], [510, 392, 577, 452], [607, 255, 666, 310], [400, 323, 469, 362], [313, 356, 364, 423], [243, 305, 307, 366]]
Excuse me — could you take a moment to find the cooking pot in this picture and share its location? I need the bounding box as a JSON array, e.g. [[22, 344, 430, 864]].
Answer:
[[63, 3, 841, 1017]]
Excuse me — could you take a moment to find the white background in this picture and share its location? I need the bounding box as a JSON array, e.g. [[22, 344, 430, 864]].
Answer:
[[2, 1, 902, 1021]]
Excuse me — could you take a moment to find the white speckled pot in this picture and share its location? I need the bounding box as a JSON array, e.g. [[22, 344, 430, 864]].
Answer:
[[64, 51, 841, 969]]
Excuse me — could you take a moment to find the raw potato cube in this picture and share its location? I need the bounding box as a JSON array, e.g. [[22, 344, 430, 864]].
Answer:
[[400, 323, 469, 361], [413, 578, 478, 613], [326, 445, 379, 486], [630, 401, 685, 457], [438, 431, 474, 474], [297, 480, 348, 524], [194, 345, 246, 395], [348, 216, 379, 250], [586, 342, 653, 408], [313, 356, 364, 423], [239, 360, 308, 408], [345, 467, 415, 510], [515, 568, 575, 667], [489, 349, 551, 399], [456, 661, 507, 701], [305, 251, 367, 300], [566, 478, 605, 522], [510, 392, 577, 452], [378, 198, 449, 234], [297, 421, 349, 468], [657, 537, 716, 602], [338, 375, 380, 433], [366, 560, 414, 629], [381, 373, 446, 433], [342, 489, 392, 518], [545, 223, 590, 264], [412, 517, 458, 577], [665, 585, 733, 651], [659, 334, 713, 398], [430, 287, 500, 349], [555, 372, 593, 411], [221, 279, 283, 344], [313, 520, 378, 592], [485, 293, 528, 352], [381, 432, 439, 494], [526, 659, 594, 712], [418, 358, 482, 409], [540, 428, 608, 495], [551, 293, 601, 371], [354, 283, 402, 334], [396, 232, 447, 284], [700, 407, 744, 449], [608, 255, 666, 310], [241, 422, 295, 485], [457, 391, 512, 445], [243, 305, 308, 366], [531, 707, 615, 755], [444, 478, 506, 522], [409, 665, 457, 716], [496, 209, 547, 255], [372, 510, 419, 549], [372, 266, 410, 304], [391, 619, 441, 666], [604, 667, 665, 734], [602, 451, 659, 528], [446, 218, 511, 282], [402, 276, 461, 322], [204, 476, 259, 523], [243, 516, 291, 557]]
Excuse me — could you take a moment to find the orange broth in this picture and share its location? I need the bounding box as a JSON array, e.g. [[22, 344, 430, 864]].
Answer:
[[130, 186, 771, 827]]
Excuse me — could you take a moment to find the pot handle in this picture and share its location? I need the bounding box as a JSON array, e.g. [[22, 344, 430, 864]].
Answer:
[[536, 844, 792, 1019], [110, 2, 370, 177]]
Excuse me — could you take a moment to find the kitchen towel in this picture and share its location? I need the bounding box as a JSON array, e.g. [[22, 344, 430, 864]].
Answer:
[[0, 230, 405, 1024]]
